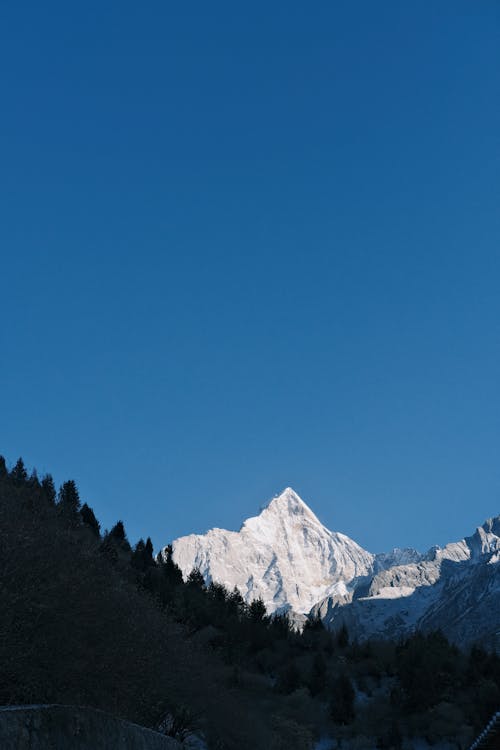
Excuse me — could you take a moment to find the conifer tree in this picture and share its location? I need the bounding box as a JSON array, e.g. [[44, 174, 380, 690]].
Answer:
[[10, 457, 28, 484], [80, 502, 101, 536], [132, 539, 146, 568], [249, 597, 267, 623], [208, 581, 228, 604], [228, 586, 245, 616], [0, 454, 7, 479], [270, 612, 292, 638], [100, 533, 118, 563], [187, 567, 205, 589], [160, 545, 184, 587], [110, 520, 126, 542], [28, 469, 41, 489], [41, 474, 56, 504], [58, 479, 80, 523], [105, 520, 131, 554], [132, 538, 155, 571], [145, 537, 154, 562], [304, 614, 325, 633]]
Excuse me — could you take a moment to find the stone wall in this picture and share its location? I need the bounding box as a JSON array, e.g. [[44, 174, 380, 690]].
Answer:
[[0, 704, 182, 750]]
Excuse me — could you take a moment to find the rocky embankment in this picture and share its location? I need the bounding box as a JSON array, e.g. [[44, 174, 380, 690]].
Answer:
[[0, 704, 181, 750]]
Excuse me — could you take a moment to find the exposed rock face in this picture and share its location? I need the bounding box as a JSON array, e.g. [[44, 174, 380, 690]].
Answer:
[[169, 488, 374, 614], [167, 487, 500, 647], [374, 547, 423, 571], [0, 705, 181, 750], [312, 516, 500, 648]]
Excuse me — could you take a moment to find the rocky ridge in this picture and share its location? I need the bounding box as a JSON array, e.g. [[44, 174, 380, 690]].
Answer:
[[166, 488, 500, 647]]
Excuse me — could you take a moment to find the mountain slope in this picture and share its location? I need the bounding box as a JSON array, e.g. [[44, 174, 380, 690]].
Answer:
[[167, 488, 499, 647], [312, 516, 500, 647], [169, 488, 374, 614]]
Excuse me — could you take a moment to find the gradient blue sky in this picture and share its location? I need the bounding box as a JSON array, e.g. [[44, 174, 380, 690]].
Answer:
[[1, 1, 499, 554]]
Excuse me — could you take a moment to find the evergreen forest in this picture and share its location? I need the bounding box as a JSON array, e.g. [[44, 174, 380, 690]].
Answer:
[[1, 455, 499, 749]]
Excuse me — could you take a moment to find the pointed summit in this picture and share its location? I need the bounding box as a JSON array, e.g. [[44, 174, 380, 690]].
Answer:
[[169, 487, 374, 614], [267, 487, 315, 515], [249, 487, 323, 531]]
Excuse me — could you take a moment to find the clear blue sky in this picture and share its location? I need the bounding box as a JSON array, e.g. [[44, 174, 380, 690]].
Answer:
[[1, 1, 499, 554]]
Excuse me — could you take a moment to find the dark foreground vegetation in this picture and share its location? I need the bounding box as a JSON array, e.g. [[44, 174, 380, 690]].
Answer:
[[1, 456, 499, 749]]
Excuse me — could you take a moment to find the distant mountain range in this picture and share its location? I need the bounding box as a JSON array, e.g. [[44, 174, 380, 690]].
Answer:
[[166, 488, 500, 648]]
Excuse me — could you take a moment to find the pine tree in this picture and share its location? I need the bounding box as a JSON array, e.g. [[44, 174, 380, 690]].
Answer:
[[80, 503, 101, 536], [100, 533, 118, 563], [160, 545, 184, 587], [10, 457, 28, 484], [228, 586, 246, 617], [270, 612, 292, 638], [105, 520, 131, 554], [131, 538, 154, 571], [248, 597, 267, 623], [145, 537, 154, 562], [41, 474, 56, 504], [132, 539, 147, 570], [109, 520, 126, 542], [58, 479, 80, 523], [0, 455, 7, 479], [28, 469, 41, 489], [187, 567, 205, 589], [208, 581, 228, 604], [303, 614, 325, 634]]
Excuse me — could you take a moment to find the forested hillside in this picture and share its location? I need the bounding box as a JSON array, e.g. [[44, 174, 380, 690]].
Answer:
[[1, 456, 498, 749]]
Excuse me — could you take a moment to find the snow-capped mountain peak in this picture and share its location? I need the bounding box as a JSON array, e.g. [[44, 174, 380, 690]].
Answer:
[[261, 487, 320, 519], [166, 489, 500, 648], [168, 487, 374, 615], [241, 488, 324, 539]]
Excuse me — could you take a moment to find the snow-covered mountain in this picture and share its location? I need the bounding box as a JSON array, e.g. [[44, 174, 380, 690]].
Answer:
[[312, 516, 500, 648], [169, 487, 374, 614], [166, 488, 500, 647]]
